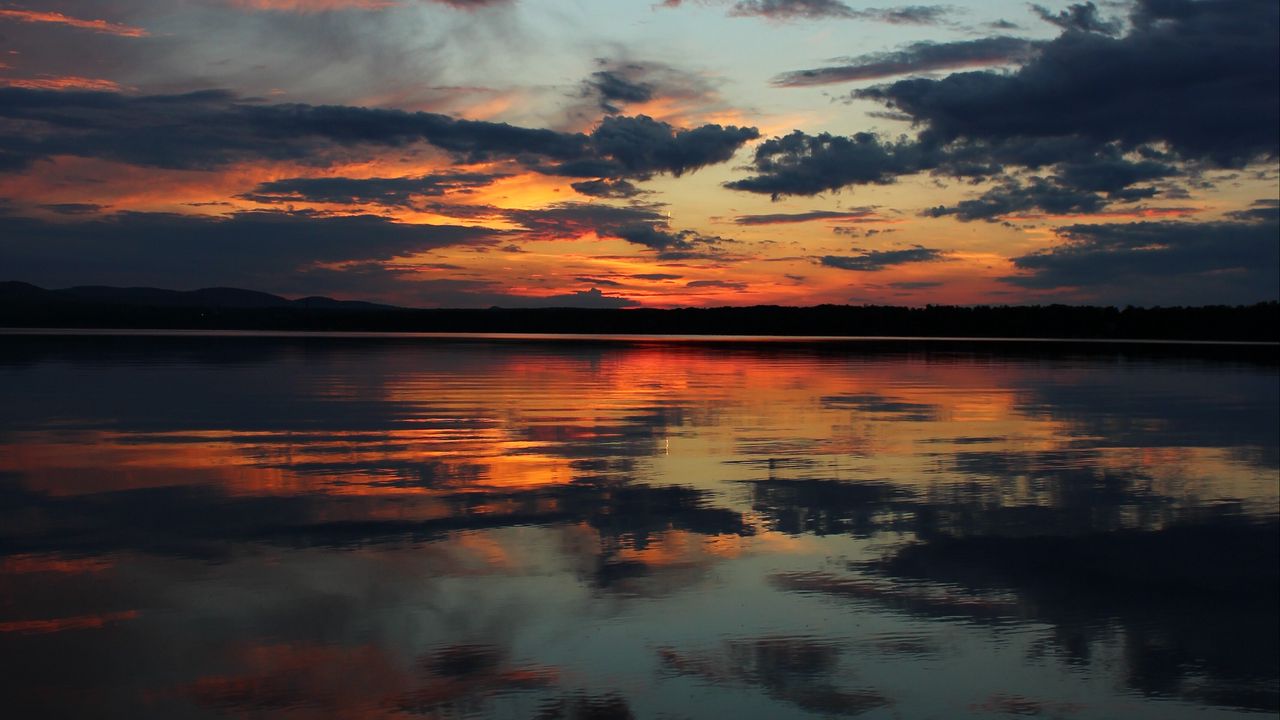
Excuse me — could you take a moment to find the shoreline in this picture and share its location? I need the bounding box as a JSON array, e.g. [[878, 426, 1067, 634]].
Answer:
[[4, 326, 1279, 347]]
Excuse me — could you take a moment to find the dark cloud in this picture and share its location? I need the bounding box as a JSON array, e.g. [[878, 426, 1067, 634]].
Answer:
[[1227, 198, 1280, 222], [727, 0, 858, 19], [1052, 153, 1177, 194], [833, 226, 895, 237], [41, 202, 104, 215], [0, 89, 756, 182], [567, 60, 754, 176], [685, 279, 747, 290], [924, 177, 1108, 221], [0, 0, 535, 126], [927, 142, 1179, 219], [574, 276, 623, 287], [615, 224, 733, 259], [772, 37, 1037, 87], [725, 131, 928, 198], [538, 115, 758, 181], [858, 5, 951, 24], [728, 131, 1181, 212], [239, 172, 506, 206], [570, 178, 644, 198], [588, 114, 759, 178], [855, 0, 1279, 165], [1031, 2, 1121, 35], [727, 1, 951, 23], [913, 134, 1097, 177], [888, 280, 942, 289], [570, 58, 738, 138], [732, 208, 879, 225], [506, 287, 639, 308], [501, 202, 664, 238], [586, 68, 654, 114], [632, 273, 682, 281], [0, 209, 506, 289], [1006, 216, 1280, 304], [820, 246, 944, 271], [497, 202, 737, 260], [0, 88, 584, 171], [735, 0, 1276, 211]]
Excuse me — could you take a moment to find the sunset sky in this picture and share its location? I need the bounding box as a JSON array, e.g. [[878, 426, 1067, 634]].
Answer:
[[0, 0, 1276, 308]]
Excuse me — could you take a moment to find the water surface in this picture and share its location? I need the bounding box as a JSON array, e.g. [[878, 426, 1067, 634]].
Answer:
[[1, 334, 1276, 718]]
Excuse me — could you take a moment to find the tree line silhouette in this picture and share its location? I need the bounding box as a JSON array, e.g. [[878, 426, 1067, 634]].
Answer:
[[2, 281, 1275, 342]]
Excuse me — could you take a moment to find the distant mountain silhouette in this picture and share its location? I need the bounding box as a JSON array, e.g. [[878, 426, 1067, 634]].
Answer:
[[1, 281, 1276, 343], [0, 282, 395, 311]]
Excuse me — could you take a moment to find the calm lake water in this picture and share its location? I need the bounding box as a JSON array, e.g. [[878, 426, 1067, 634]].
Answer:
[[1, 333, 1276, 719]]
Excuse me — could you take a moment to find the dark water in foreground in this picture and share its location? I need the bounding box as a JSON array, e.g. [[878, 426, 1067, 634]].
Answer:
[[1, 334, 1276, 719]]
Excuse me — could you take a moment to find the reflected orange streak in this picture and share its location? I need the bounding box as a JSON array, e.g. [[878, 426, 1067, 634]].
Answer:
[[0, 610, 138, 634], [448, 532, 517, 570], [0, 9, 148, 37], [185, 643, 409, 719], [0, 554, 114, 575], [184, 641, 558, 719], [1, 439, 295, 495], [5, 349, 1269, 517], [610, 530, 751, 566], [396, 666, 559, 709]]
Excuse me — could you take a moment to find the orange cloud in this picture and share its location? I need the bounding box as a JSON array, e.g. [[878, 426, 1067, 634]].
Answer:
[[0, 155, 483, 217], [0, 610, 139, 634], [0, 8, 148, 37], [2, 75, 122, 91]]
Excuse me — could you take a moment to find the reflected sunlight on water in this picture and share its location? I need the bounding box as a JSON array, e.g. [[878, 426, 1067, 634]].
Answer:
[[1, 335, 1276, 718]]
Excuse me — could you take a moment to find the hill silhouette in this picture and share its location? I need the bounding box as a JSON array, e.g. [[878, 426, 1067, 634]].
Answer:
[[1, 281, 1276, 342]]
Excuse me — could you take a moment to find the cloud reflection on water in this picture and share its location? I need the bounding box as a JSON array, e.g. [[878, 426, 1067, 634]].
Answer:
[[0, 336, 1275, 717]]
